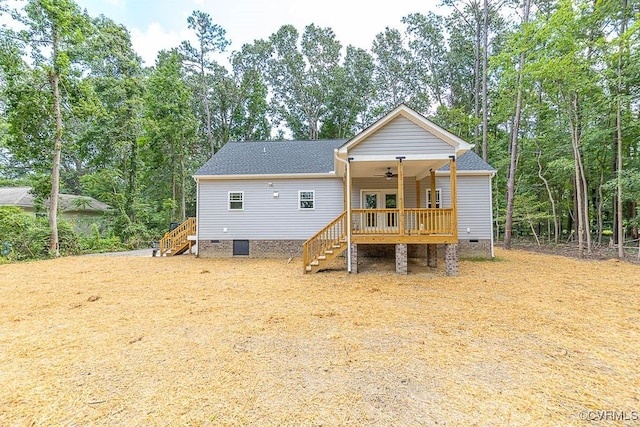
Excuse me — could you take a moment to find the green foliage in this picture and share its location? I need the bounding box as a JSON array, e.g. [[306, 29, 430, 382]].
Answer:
[[0, 206, 78, 261], [77, 224, 127, 253]]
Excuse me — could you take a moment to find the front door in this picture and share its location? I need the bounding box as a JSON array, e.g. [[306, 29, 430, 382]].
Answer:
[[361, 191, 397, 230], [362, 191, 379, 228]]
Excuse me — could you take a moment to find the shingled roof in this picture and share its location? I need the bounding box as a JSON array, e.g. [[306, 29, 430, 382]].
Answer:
[[194, 140, 495, 177], [439, 151, 496, 172], [194, 139, 347, 176], [0, 187, 110, 211]]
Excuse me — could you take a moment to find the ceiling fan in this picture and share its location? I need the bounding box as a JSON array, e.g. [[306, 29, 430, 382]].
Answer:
[[375, 167, 398, 180]]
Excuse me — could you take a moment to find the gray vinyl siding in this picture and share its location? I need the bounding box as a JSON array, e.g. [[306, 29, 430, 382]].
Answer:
[[198, 178, 343, 240], [433, 175, 493, 239], [350, 116, 455, 157]]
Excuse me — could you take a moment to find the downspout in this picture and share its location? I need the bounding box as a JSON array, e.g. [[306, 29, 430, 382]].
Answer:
[[334, 150, 352, 273], [195, 177, 200, 257], [489, 173, 495, 258]]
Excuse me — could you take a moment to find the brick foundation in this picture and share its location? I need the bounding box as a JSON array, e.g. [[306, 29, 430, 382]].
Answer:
[[395, 244, 407, 275], [445, 244, 459, 276], [457, 239, 492, 258], [198, 239, 304, 258], [198, 240, 233, 257]]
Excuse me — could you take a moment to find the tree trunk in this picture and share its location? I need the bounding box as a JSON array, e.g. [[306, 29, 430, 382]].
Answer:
[[473, 13, 481, 150], [575, 102, 591, 254], [170, 138, 177, 221], [535, 143, 559, 244], [49, 27, 62, 258], [503, 0, 530, 250], [180, 156, 187, 221], [570, 99, 585, 258], [481, 0, 489, 162], [126, 117, 137, 222], [616, 0, 627, 258], [201, 63, 214, 155], [597, 172, 604, 245]]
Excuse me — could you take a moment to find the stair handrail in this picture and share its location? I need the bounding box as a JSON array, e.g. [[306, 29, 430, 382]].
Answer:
[[302, 211, 347, 273], [160, 217, 196, 256]]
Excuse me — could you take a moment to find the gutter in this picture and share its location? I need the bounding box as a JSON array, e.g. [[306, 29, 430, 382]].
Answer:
[[334, 150, 352, 273]]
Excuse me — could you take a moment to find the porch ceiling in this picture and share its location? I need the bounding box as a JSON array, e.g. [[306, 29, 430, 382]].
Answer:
[[348, 158, 450, 179]]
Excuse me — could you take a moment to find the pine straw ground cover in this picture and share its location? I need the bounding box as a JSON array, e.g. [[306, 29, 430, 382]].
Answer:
[[0, 249, 639, 426]]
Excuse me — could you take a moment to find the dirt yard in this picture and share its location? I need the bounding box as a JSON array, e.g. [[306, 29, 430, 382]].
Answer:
[[1, 249, 638, 426]]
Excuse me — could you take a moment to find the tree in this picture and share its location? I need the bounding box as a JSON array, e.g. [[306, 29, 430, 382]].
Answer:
[[320, 45, 375, 138], [371, 27, 416, 112], [267, 24, 342, 140], [402, 12, 448, 110], [5, 0, 89, 256], [502, 0, 532, 250], [78, 15, 145, 228], [144, 49, 198, 222], [180, 10, 230, 154]]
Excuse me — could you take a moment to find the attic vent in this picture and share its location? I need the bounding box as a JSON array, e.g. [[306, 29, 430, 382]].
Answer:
[[263, 147, 266, 154]]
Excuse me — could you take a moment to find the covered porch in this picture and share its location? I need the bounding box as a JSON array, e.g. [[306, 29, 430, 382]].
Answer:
[[345, 155, 458, 241], [302, 155, 460, 275], [345, 155, 459, 274]]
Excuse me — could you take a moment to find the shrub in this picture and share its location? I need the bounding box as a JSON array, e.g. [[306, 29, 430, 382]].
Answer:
[[0, 207, 80, 261]]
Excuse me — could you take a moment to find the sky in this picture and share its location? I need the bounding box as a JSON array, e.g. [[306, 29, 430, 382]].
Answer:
[[74, 0, 443, 66]]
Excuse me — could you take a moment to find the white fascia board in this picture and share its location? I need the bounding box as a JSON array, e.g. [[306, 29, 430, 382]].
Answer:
[[193, 172, 337, 180], [434, 170, 497, 177], [349, 154, 452, 162]]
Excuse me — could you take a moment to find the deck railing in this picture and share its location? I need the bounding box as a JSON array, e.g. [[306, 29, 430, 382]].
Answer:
[[302, 211, 347, 272], [160, 217, 196, 256], [352, 209, 399, 234], [404, 208, 454, 234], [352, 208, 454, 235]]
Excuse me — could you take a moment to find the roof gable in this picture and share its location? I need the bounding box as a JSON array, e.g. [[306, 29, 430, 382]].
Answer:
[[338, 103, 474, 155]]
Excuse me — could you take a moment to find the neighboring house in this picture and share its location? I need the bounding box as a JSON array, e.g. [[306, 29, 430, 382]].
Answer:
[[192, 104, 496, 275], [0, 186, 110, 234]]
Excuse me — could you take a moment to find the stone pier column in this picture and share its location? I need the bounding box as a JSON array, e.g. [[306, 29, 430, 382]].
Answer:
[[350, 243, 358, 274], [445, 243, 459, 276], [427, 244, 438, 268], [396, 243, 407, 275]]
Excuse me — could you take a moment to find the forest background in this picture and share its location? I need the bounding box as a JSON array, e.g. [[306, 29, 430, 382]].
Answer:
[[0, 0, 638, 259]]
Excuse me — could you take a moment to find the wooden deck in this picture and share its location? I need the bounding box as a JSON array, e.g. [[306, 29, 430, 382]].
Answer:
[[302, 208, 457, 273], [350, 208, 457, 244]]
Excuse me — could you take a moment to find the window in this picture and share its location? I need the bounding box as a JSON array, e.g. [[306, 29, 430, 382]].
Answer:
[[426, 189, 441, 208], [299, 190, 315, 210], [228, 191, 244, 210]]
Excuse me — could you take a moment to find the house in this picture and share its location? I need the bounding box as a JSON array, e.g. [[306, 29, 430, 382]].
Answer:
[[190, 104, 496, 275], [0, 186, 110, 234]]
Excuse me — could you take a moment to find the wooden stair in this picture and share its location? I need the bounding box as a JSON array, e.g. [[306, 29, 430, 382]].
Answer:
[[302, 211, 347, 273], [159, 217, 196, 257]]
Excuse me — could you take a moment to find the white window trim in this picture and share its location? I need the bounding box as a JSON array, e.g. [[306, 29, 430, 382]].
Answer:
[[228, 191, 244, 211], [426, 188, 442, 208], [298, 190, 315, 210]]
